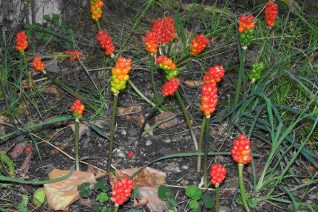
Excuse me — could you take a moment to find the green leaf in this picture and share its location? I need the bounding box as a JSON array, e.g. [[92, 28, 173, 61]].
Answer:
[[96, 192, 108, 203], [43, 15, 51, 22], [17, 195, 29, 212], [189, 199, 200, 211], [94, 180, 109, 192], [77, 182, 92, 198], [131, 188, 139, 199], [185, 185, 202, 200], [158, 185, 174, 200], [201, 194, 214, 209]]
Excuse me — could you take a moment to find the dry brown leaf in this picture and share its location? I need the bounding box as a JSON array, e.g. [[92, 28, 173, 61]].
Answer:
[[79, 198, 93, 208], [44, 169, 96, 211], [184, 80, 204, 88], [133, 196, 149, 207], [50, 143, 71, 155], [137, 187, 169, 212], [155, 112, 178, 129], [41, 85, 62, 100], [110, 167, 166, 188], [9, 141, 27, 158], [87, 164, 106, 179], [117, 105, 142, 116], [126, 114, 153, 136], [0, 115, 9, 131], [69, 123, 89, 140], [18, 152, 32, 177]]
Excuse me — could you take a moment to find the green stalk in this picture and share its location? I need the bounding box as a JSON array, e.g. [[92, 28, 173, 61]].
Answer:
[[128, 80, 164, 113], [234, 49, 246, 105], [74, 120, 80, 171], [149, 55, 157, 97], [215, 185, 220, 212], [175, 90, 198, 150], [197, 117, 207, 173], [114, 205, 119, 212], [203, 117, 211, 188], [21, 52, 31, 88], [238, 164, 250, 212], [107, 94, 119, 173], [96, 19, 101, 30]]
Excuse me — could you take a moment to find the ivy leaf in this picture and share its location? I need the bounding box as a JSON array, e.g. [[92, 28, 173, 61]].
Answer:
[[96, 192, 108, 203], [201, 194, 214, 209], [77, 182, 92, 198], [94, 180, 109, 192], [185, 185, 202, 200]]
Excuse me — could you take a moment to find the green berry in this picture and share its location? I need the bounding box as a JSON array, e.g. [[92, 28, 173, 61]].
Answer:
[[33, 188, 46, 207]]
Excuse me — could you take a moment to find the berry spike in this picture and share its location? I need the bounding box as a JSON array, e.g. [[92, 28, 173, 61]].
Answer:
[[162, 77, 180, 96], [111, 176, 134, 206], [265, 2, 278, 28], [191, 34, 209, 55], [210, 164, 227, 186], [231, 134, 252, 165], [203, 65, 225, 83]]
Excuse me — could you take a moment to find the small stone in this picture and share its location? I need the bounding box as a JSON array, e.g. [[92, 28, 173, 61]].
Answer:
[[121, 130, 127, 136], [146, 140, 152, 146], [181, 165, 189, 170], [163, 139, 171, 144], [115, 149, 125, 158]]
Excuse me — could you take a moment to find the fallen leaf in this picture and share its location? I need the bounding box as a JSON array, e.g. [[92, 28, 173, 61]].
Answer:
[[9, 141, 27, 158], [41, 85, 62, 100], [18, 152, 32, 177], [117, 105, 142, 116], [133, 196, 149, 207], [137, 187, 168, 212], [88, 119, 105, 128], [0, 115, 9, 131], [44, 59, 59, 73], [50, 143, 71, 155], [184, 80, 204, 88], [86, 164, 106, 179], [126, 114, 153, 136], [110, 167, 166, 188], [155, 112, 178, 129], [44, 169, 96, 211], [69, 123, 89, 140]]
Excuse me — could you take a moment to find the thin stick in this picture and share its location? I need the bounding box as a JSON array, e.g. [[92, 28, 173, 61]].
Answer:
[[107, 94, 119, 173]]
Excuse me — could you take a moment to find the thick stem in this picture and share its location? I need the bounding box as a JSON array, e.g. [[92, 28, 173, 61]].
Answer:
[[128, 80, 164, 113], [238, 164, 250, 212], [197, 117, 207, 173], [175, 90, 198, 150], [113, 205, 119, 212], [107, 94, 119, 173], [203, 117, 211, 188], [149, 55, 157, 97], [215, 185, 220, 212], [74, 120, 80, 171], [96, 19, 101, 30], [234, 49, 246, 105]]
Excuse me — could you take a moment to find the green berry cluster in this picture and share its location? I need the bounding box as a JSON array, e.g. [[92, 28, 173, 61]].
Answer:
[[249, 62, 264, 81], [239, 30, 254, 48]]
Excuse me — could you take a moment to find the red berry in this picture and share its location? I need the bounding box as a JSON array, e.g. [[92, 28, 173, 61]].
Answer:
[[231, 134, 252, 164], [152, 17, 176, 44], [25, 146, 33, 153], [191, 34, 209, 55], [127, 151, 134, 159], [210, 164, 226, 185], [203, 65, 225, 83], [96, 30, 115, 56], [16, 31, 28, 52], [200, 82, 218, 117], [265, 2, 278, 28]]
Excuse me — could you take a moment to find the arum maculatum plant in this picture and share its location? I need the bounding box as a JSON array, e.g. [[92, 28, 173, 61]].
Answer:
[[16, 31, 32, 87], [111, 176, 134, 212], [210, 164, 227, 212], [198, 65, 225, 187], [231, 134, 252, 212], [264, 1, 278, 29], [70, 99, 85, 171]]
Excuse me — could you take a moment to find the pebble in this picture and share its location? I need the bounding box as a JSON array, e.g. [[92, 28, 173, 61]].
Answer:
[[121, 130, 127, 136], [146, 140, 152, 146], [163, 138, 171, 144], [164, 162, 181, 173], [115, 149, 125, 158], [181, 165, 189, 170]]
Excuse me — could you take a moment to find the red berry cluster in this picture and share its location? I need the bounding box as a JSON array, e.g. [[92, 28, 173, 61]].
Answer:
[[156, 56, 177, 71], [200, 83, 218, 117], [210, 164, 227, 185], [32, 57, 46, 73], [231, 134, 252, 165], [144, 31, 158, 54], [16, 31, 28, 52], [191, 34, 209, 55], [90, 0, 103, 20], [203, 65, 225, 83], [96, 30, 115, 56], [144, 17, 176, 54], [110, 57, 132, 94], [162, 77, 180, 96], [238, 15, 255, 33], [111, 176, 134, 206], [70, 99, 85, 119], [65, 50, 82, 61], [265, 2, 278, 28]]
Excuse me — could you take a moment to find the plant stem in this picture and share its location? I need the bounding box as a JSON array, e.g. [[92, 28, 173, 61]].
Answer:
[[149, 55, 157, 97], [238, 164, 250, 212], [128, 80, 164, 113], [74, 120, 80, 171], [234, 48, 246, 105], [96, 19, 101, 30], [175, 90, 198, 150], [215, 185, 220, 212], [114, 206, 119, 212], [107, 94, 119, 173], [203, 117, 211, 188], [197, 116, 207, 173]]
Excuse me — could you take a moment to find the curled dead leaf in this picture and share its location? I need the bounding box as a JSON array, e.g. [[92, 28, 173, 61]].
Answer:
[[18, 152, 32, 177], [137, 187, 169, 212], [117, 105, 142, 115], [184, 80, 204, 88], [155, 112, 178, 129], [69, 123, 89, 140], [9, 141, 27, 158], [133, 196, 149, 207]]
